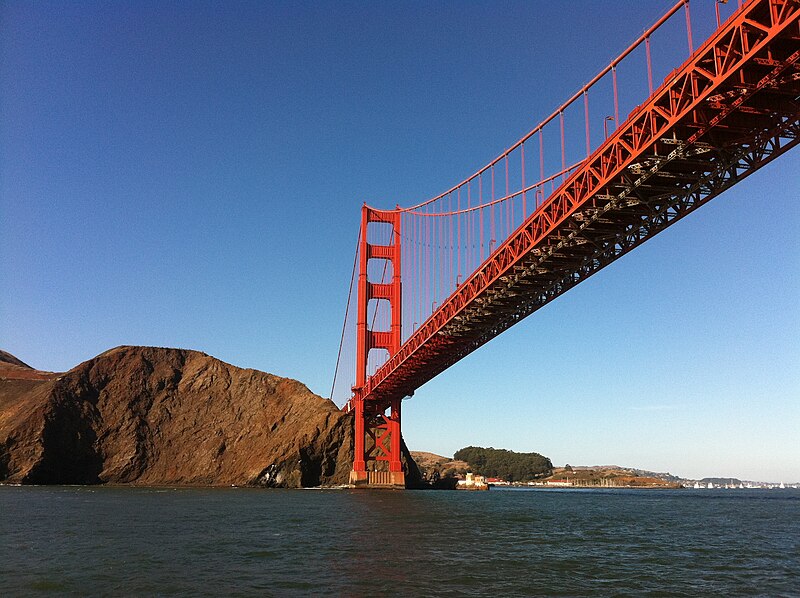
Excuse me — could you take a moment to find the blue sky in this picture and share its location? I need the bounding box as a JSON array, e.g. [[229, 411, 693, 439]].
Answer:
[[2, 1, 798, 482]]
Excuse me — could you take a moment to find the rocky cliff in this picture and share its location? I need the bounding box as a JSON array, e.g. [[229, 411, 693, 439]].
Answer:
[[0, 346, 379, 487]]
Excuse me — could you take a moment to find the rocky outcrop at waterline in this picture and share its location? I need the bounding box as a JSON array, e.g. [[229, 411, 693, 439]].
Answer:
[[0, 346, 419, 487]]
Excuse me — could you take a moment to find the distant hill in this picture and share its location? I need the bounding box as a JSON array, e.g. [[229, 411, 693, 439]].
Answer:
[[411, 451, 686, 487], [410, 451, 469, 478], [567, 465, 682, 483], [0, 350, 31, 368], [454, 446, 553, 482], [547, 465, 681, 488], [0, 350, 57, 381]]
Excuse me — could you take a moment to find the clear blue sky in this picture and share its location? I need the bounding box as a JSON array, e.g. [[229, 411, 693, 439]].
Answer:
[[2, 1, 798, 482]]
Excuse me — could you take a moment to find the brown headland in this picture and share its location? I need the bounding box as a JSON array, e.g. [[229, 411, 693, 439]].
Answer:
[[0, 346, 422, 487]]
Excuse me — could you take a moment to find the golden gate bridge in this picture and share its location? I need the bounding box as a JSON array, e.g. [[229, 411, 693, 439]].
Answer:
[[330, 0, 800, 487]]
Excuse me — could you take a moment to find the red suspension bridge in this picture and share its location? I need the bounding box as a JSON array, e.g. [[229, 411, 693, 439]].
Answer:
[[331, 0, 800, 488]]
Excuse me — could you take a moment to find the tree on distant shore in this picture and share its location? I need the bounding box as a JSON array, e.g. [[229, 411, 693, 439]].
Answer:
[[454, 446, 553, 482]]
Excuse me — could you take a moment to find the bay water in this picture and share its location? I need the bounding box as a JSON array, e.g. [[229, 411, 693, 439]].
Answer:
[[1, 485, 798, 596]]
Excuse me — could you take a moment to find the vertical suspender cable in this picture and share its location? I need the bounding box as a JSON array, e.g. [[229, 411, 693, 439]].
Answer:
[[449, 193, 453, 292], [521, 142, 526, 217], [560, 110, 566, 181], [505, 155, 510, 238], [539, 129, 545, 206], [490, 165, 495, 251], [479, 174, 484, 262], [684, 0, 693, 53], [457, 187, 461, 285], [584, 90, 591, 158], [467, 181, 472, 275]]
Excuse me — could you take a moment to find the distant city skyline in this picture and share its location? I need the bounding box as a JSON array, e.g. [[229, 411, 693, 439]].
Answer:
[[2, 1, 798, 482]]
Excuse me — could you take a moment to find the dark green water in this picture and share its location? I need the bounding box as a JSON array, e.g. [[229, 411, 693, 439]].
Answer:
[[1, 485, 798, 596]]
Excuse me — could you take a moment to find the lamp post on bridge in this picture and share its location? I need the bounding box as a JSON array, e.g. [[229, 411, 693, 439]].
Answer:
[[604, 115, 615, 139]]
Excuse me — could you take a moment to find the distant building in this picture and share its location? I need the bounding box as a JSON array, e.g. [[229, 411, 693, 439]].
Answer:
[[456, 472, 489, 490], [486, 477, 509, 485]]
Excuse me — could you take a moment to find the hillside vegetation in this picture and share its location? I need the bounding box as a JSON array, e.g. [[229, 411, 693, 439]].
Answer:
[[454, 446, 552, 482]]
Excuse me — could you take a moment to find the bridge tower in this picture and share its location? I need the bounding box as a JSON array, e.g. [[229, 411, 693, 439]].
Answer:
[[349, 205, 405, 488]]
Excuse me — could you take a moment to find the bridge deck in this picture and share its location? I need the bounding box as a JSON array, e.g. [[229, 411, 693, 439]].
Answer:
[[349, 0, 800, 411]]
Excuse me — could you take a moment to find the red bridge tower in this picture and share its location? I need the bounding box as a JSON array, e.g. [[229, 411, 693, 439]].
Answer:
[[349, 205, 405, 488]]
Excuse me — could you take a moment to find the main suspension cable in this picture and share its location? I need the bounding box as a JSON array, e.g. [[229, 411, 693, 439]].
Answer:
[[329, 229, 361, 402]]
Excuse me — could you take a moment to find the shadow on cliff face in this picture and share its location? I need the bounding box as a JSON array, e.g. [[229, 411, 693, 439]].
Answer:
[[0, 440, 10, 481], [298, 416, 351, 487], [22, 371, 106, 484], [25, 409, 103, 485], [250, 412, 423, 489]]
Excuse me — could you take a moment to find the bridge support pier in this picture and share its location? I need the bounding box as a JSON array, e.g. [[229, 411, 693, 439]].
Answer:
[[348, 398, 405, 488], [349, 205, 405, 489]]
